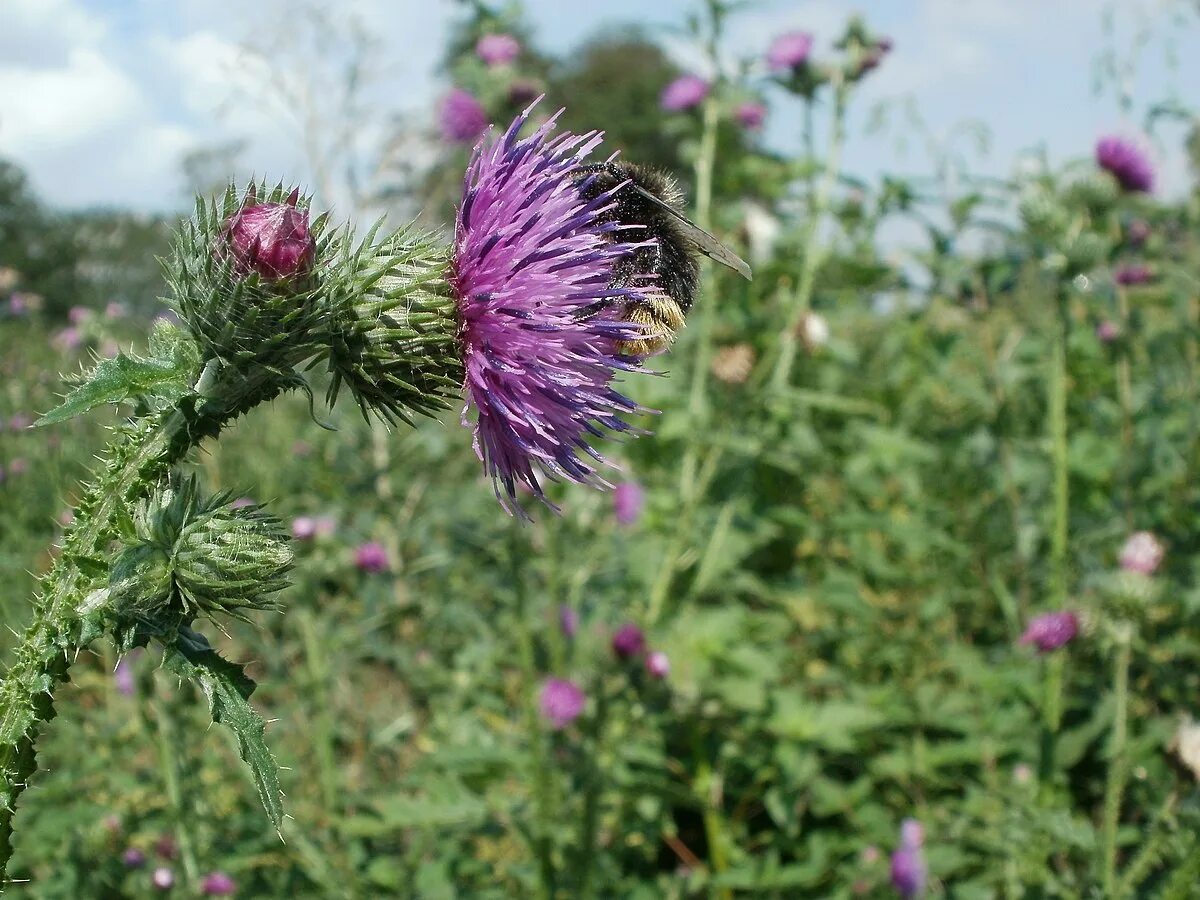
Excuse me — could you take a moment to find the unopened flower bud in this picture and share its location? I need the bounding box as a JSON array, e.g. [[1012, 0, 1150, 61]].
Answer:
[[1019, 611, 1078, 652], [612, 623, 646, 659], [222, 191, 315, 281]]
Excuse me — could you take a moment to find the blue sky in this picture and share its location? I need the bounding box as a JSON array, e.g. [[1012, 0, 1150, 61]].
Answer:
[[0, 0, 1195, 215]]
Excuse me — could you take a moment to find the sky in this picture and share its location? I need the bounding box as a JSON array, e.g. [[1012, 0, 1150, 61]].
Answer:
[[0, 0, 1196, 216]]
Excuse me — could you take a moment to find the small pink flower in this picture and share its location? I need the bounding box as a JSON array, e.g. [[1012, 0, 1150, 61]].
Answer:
[[476, 33, 520, 66], [354, 541, 389, 573], [767, 32, 813, 71], [53, 327, 82, 352], [613, 481, 644, 526], [539, 678, 585, 729], [1114, 264, 1153, 286], [68, 305, 92, 325], [1019, 611, 1079, 652], [646, 651, 670, 679], [105, 301, 127, 319], [612, 623, 646, 659], [734, 102, 766, 130], [201, 871, 236, 895], [1096, 320, 1120, 343], [152, 867, 175, 890], [439, 88, 489, 144], [1119, 531, 1163, 575], [661, 75, 710, 112], [292, 516, 317, 540], [559, 605, 579, 638]]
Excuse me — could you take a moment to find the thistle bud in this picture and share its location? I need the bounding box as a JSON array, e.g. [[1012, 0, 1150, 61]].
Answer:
[[1060, 232, 1109, 276], [222, 189, 315, 282], [1018, 189, 1068, 241]]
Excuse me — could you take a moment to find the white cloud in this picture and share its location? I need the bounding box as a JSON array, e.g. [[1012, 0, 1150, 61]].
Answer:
[[0, 0, 106, 67]]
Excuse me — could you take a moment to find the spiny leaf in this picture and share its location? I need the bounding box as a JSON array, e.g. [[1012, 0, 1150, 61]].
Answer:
[[162, 628, 283, 830]]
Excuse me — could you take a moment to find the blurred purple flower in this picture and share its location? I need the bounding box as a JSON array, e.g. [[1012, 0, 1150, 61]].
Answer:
[[222, 191, 315, 281], [105, 301, 127, 319], [1096, 320, 1120, 343], [476, 33, 520, 66], [1096, 136, 1154, 193], [646, 650, 670, 679], [539, 677, 585, 729], [53, 327, 82, 352], [613, 481, 645, 526], [439, 88, 489, 144], [354, 541, 389, 573], [559, 605, 579, 638], [1114, 263, 1153, 286], [201, 872, 237, 896], [292, 516, 318, 540], [661, 75, 710, 111], [114, 655, 136, 697], [1120, 530, 1164, 575], [890, 818, 926, 898], [152, 867, 175, 890], [767, 32, 814, 71], [452, 104, 652, 514], [7, 293, 28, 316], [735, 102, 767, 130], [123, 848, 146, 868], [68, 305, 92, 325], [154, 834, 177, 859], [1019, 611, 1079, 652], [612, 623, 646, 659], [1125, 219, 1150, 247]]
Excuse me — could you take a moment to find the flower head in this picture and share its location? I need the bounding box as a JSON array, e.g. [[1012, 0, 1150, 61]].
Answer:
[[767, 32, 814, 71], [646, 650, 670, 679], [292, 516, 318, 541], [661, 75, 710, 112], [114, 655, 136, 697], [1119, 531, 1163, 575], [354, 541, 389, 574], [201, 872, 237, 896], [539, 677, 585, 729], [1096, 136, 1154, 193], [1114, 263, 1153, 286], [440, 88, 489, 144], [1019, 611, 1079, 652], [476, 33, 520, 66], [153, 867, 175, 890], [614, 481, 645, 526], [612, 623, 646, 659], [890, 818, 926, 898], [559, 605, 579, 638], [123, 848, 146, 868], [452, 103, 654, 514], [735, 102, 767, 130], [222, 192, 315, 281], [1096, 320, 1120, 343]]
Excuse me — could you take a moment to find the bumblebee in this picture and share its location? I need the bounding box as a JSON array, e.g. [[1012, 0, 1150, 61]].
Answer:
[[576, 161, 752, 355]]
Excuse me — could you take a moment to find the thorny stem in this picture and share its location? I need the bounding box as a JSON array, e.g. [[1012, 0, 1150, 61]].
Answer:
[[0, 366, 284, 881], [770, 75, 848, 392], [1102, 623, 1134, 896]]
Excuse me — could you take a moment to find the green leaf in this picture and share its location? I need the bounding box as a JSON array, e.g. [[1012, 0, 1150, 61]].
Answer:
[[36, 329, 198, 426], [162, 629, 283, 830]]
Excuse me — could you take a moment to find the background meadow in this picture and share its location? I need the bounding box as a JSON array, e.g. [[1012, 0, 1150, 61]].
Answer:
[[2, 0, 1200, 896]]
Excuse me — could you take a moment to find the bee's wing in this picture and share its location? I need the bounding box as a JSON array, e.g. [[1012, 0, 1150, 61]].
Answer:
[[630, 184, 753, 280]]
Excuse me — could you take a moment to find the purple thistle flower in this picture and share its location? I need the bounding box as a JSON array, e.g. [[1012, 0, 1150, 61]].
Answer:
[[1114, 263, 1153, 286], [105, 301, 127, 319], [559, 605, 579, 638], [476, 33, 520, 66], [661, 75, 710, 112], [152, 867, 175, 890], [7, 293, 28, 316], [123, 848, 146, 868], [68, 305, 92, 325], [114, 654, 136, 697], [292, 516, 318, 541], [440, 88, 489, 144], [1096, 136, 1154, 193], [451, 103, 654, 515], [734, 102, 767, 131], [354, 541, 389, 573], [1096, 320, 1120, 343], [1120, 531, 1164, 575], [53, 326, 82, 352], [539, 677, 585, 729], [201, 871, 237, 895], [890, 818, 926, 898], [1125, 219, 1150, 247], [612, 623, 646, 659], [767, 32, 814, 71], [1019, 611, 1079, 652], [646, 650, 670, 679], [222, 193, 315, 281], [613, 481, 645, 526]]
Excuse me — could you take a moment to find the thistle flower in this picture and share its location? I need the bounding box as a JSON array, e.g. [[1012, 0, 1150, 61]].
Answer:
[[646, 650, 670, 679], [354, 541, 389, 573], [612, 623, 646, 659], [452, 103, 654, 514], [122, 848, 146, 868], [68, 305, 92, 325], [1119, 531, 1163, 575], [1096, 136, 1154, 193], [735, 102, 766, 130], [476, 33, 520, 66], [1096, 320, 1120, 343], [767, 32, 814, 71], [613, 481, 645, 526], [559, 605, 579, 638], [292, 516, 318, 541], [890, 818, 926, 898], [114, 655, 136, 697], [201, 871, 237, 896], [1114, 263, 1153, 286], [661, 75, 710, 112], [105, 301, 127, 319], [221, 192, 315, 281], [152, 867, 175, 890], [53, 327, 82, 352], [1019, 611, 1079, 652], [440, 88, 489, 144], [539, 677, 585, 729]]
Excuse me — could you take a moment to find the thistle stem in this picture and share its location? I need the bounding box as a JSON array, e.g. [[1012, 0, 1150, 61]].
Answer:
[[770, 77, 847, 392], [685, 95, 722, 421], [575, 679, 609, 899], [1115, 285, 1134, 528], [1102, 624, 1134, 895], [1049, 289, 1070, 609], [153, 694, 200, 888]]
